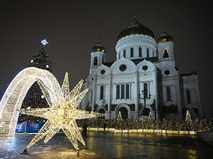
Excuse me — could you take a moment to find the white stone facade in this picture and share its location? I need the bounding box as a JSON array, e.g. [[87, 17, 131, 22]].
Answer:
[[81, 21, 203, 121]]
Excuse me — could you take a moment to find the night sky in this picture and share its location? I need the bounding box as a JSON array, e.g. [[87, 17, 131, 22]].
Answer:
[[0, 1, 212, 119]]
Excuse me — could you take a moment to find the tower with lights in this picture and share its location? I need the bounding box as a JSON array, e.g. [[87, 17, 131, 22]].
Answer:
[[90, 35, 106, 74], [18, 40, 52, 123]]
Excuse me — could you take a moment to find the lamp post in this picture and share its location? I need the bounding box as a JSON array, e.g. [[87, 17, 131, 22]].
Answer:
[[140, 89, 151, 108], [139, 89, 151, 116]]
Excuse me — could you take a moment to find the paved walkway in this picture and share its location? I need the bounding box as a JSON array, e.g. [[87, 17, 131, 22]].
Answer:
[[0, 132, 213, 159]]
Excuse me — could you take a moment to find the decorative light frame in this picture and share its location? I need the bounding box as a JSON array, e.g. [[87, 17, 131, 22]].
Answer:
[[0, 67, 61, 137], [0, 67, 104, 151]]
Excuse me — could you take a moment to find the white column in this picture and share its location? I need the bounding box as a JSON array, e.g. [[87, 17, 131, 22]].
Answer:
[[142, 47, 146, 58], [81, 81, 88, 109], [107, 74, 112, 119], [175, 76, 182, 119], [92, 75, 97, 111], [116, 52, 119, 60], [134, 47, 139, 58], [134, 72, 139, 119], [153, 70, 158, 120], [127, 48, 130, 59]]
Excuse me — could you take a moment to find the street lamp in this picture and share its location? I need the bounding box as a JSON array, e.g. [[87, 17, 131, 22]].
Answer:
[[139, 89, 151, 109], [139, 89, 151, 117]]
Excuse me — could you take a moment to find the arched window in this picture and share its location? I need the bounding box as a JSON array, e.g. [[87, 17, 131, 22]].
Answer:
[[123, 49, 126, 58], [131, 48, 133, 57], [94, 57, 98, 65], [116, 85, 120, 99], [167, 87, 171, 101], [100, 86, 104, 100], [147, 48, 149, 58], [139, 47, 142, 57], [186, 90, 191, 104], [163, 49, 169, 58]]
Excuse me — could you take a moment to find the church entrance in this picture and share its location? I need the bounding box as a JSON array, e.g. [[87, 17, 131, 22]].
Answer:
[[118, 107, 128, 120], [98, 109, 105, 119]]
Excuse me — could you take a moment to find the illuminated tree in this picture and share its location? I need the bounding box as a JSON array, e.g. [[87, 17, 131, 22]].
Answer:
[[185, 110, 192, 123], [117, 111, 123, 121], [148, 111, 154, 122], [18, 40, 52, 123], [30, 47, 52, 72]]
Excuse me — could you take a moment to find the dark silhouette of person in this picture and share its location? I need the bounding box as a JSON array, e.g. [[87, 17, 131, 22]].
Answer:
[[82, 123, 88, 139], [104, 122, 106, 131]]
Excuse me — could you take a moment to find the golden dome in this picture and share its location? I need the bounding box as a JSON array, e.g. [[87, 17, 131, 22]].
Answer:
[[157, 28, 173, 44], [118, 15, 155, 41], [92, 36, 106, 53]]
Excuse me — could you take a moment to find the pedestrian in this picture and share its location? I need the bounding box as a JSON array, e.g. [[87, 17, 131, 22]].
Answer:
[[104, 122, 106, 131], [82, 123, 88, 139]]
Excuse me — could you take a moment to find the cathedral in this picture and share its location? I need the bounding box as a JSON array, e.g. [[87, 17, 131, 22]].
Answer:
[[81, 16, 203, 121]]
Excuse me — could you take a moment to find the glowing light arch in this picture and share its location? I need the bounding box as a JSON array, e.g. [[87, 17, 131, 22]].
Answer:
[[0, 67, 62, 137]]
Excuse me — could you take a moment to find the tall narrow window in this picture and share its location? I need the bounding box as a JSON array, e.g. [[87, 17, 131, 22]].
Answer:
[[94, 57, 98, 65], [163, 49, 169, 58], [116, 85, 120, 99], [144, 83, 147, 91], [147, 48, 149, 58], [100, 86, 104, 100], [167, 87, 171, 101], [121, 84, 124, 99], [131, 48, 133, 57], [186, 90, 191, 104], [143, 83, 148, 98], [139, 47, 142, 57], [126, 84, 129, 99], [123, 49, 126, 58]]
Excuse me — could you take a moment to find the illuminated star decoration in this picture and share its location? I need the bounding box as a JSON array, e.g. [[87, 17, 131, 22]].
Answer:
[[21, 73, 105, 151], [41, 39, 48, 46]]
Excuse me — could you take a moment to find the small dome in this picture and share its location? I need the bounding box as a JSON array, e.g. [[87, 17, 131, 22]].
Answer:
[[157, 28, 173, 44], [92, 37, 106, 53], [118, 15, 155, 41]]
